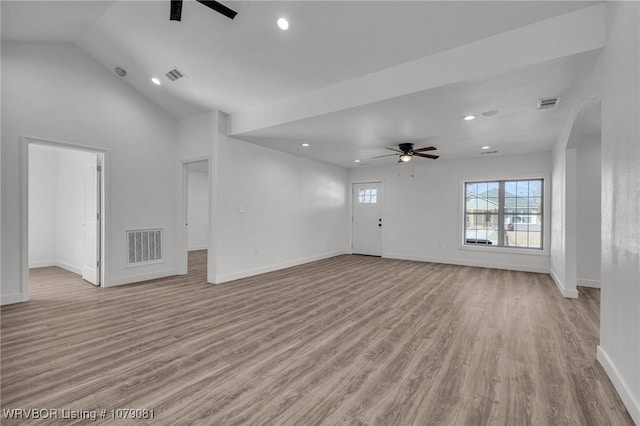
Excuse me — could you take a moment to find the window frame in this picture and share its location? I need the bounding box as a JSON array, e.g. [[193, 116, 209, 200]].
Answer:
[[459, 175, 550, 256], [357, 187, 378, 204]]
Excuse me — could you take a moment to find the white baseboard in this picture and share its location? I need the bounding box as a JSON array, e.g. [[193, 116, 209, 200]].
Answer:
[[0, 293, 26, 305], [383, 253, 550, 274], [29, 260, 82, 275], [577, 278, 601, 288], [188, 246, 208, 252], [214, 251, 347, 284], [29, 260, 57, 268], [550, 268, 579, 298], [106, 269, 178, 287], [597, 346, 640, 425], [56, 261, 82, 275]]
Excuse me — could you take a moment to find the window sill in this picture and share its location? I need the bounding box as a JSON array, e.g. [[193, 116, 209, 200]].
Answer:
[[458, 244, 549, 256]]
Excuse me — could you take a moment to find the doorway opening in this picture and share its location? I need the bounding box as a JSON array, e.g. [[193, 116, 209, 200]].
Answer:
[[182, 159, 210, 277], [352, 182, 383, 256], [575, 133, 601, 290], [565, 97, 602, 298], [26, 141, 105, 300]]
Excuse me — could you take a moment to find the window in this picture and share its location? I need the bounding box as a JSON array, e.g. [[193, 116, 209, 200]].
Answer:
[[358, 188, 377, 204], [464, 179, 543, 249]]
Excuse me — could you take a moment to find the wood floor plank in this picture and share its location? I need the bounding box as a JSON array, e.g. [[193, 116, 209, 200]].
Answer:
[[0, 252, 634, 425]]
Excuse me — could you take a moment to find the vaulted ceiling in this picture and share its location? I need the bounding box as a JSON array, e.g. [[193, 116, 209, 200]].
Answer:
[[1, 1, 604, 167]]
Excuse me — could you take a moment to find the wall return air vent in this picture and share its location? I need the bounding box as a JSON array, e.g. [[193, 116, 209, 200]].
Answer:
[[537, 96, 562, 110], [165, 67, 186, 82], [127, 228, 163, 265]]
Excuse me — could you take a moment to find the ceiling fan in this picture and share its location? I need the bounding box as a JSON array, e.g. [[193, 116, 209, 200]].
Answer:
[[170, 0, 238, 22], [372, 143, 439, 163]]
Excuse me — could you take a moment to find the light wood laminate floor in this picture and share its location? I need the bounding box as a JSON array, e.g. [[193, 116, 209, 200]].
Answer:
[[1, 252, 633, 425]]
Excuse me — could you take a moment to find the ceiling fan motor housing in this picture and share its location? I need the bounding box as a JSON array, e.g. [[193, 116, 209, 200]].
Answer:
[[399, 143, 414, 153]]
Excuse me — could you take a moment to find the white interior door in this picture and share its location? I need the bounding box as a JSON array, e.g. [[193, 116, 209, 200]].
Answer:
[[352, 182, 383, 256], [82, 154, 100, 285]]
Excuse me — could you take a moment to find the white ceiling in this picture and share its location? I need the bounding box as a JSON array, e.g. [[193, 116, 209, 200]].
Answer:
[[237, 50, 601, 167], [1, 1, 115, 42], [1, 1, 603, 167]]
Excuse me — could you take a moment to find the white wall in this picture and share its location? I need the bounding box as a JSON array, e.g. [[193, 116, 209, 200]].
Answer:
[[348, 151, 551, 273], [28, 147, 57, 266], [57, 148, 96, 273], [214, 132, 349, 282], [177, 112, 216, 161], [29, 145, 95, 274], [550, 65, 603, 299], [1, 42, 179, 303], [176, 112, 217, 278], [576, 134, 601, 287], [551, 3, 640, 422], [176, 112, 350, 284], [187, 168, 209, 251], [598, 3, 640, 423]]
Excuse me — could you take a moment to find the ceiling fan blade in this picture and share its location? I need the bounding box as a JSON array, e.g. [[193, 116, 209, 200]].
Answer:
[[170, 0, 183, 21], [196, 0, 238, 20], [413, 146, 437, 153], [385, 147, 402, 153], [413, 152, 440, 159], [371, 154, 398, 159]]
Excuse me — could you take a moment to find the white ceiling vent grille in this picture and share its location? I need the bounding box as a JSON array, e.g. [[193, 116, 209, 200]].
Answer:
[[127, 228, 163, 265], [537, 96, 562, 110], [165, 67, 185, 82]]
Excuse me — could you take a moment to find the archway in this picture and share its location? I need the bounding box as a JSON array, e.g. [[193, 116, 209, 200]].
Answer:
[[565, 97, 602, 296]]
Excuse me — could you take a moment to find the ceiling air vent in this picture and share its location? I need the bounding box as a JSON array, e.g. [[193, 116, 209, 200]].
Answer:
[[480, 150, 499, 155], [165, 67, 186, 82], [537, 96, 561, 110]]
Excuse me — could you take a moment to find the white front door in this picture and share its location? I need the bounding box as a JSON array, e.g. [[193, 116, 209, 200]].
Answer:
[[352, 182, 383, 256], [82, 154, 101, 285]]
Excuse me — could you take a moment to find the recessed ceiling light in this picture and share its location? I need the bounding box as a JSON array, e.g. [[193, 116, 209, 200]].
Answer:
[[277, 18, 289, 30], [354, 160, 360, 163], [301, 143, 309, 147], [482, 145, 491, 150], [151, 77, 161, 86], [463, 115, 476, 121]]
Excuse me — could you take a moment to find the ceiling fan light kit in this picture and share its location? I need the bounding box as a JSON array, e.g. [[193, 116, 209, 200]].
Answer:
[[371, 142, 439, 164]]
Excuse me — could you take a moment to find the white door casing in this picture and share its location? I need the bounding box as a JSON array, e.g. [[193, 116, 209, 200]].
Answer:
[[352, 182, 383, 256]]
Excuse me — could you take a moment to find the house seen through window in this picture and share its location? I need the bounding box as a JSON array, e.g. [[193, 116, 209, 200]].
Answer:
[[464, 179, 543, 249]]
